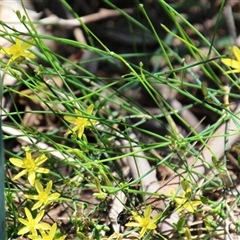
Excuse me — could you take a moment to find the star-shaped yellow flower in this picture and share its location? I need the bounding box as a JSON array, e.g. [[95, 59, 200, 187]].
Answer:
[[25, 180, 60, 210], [9, 150, 50, 185], [221, 46, 240, 74], [64, 104, 97, 139], [0, 38, 35, 65], [171, 187, 202, 213], [28, 223, 66, 240], [125, 205, 161, 238], [18, 208, 51, 236]]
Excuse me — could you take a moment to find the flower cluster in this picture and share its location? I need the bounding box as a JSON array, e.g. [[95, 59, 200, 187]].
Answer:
[[9, 147, 65, 239], [9, 102, 98, 238]]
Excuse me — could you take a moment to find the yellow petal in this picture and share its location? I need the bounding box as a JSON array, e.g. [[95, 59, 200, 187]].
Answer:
[[185, 201, 202, 213], [28, 171, 36, 185], [25, 151, 32, 160], [18, 218, 29, 226], [35, 167, 50, 174], [32, 201, 42, 210], [48, 192, 60, 201], [77, 126, 85, 138], [144, 205, 152, 219], [87, 104, 94, 114], [224, 69, 240, 74], [48, 223, 57, 238], [221, 58, 240, 69], [64, 115, 77, 124], [64, 129, 71, 136], [45, 180, 53, 194], [24, 194, 39, 201], [9, 158, 24, 167], [74, 109, 81, 115], [12, 169, 27, 181], [139, 227, 147, 238], [21, 52, 35, 59], [233, 46, 240, 63], [15, 38, 22, 47], [0, 47, 12, 55], [175, 196, 185, 205], [125, 222, 142, 227], [147, 222, 157, 229], [17, 226, 29, 235], [37, 222, 51, 230], [35, 210, 45, 223], [152, 213, 162, 222], [35, 154, 48, 166], [35, 180, 43, 193], [21, 39, 35, 51], [24, 207, 33, 220]]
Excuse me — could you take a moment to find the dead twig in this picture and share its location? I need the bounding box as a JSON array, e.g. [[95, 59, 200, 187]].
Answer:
[[36, 8, 133, 27], [2, 126, 75, 162]]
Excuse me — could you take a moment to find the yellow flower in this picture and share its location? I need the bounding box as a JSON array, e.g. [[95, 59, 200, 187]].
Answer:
[[0, 38, 35, 65], [171, 188, 202, 213], [125, 205, 161, 238], [221, 46, 240, 74], [9, 151, 50, 185], [18, 208, 51, 236], [25, 180, 60, 210], [64, 104, 97, 139], [28, 223, 66, 240]]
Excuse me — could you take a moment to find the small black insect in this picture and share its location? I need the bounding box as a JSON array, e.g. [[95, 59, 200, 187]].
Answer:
[[117, 209, 131, 225]]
